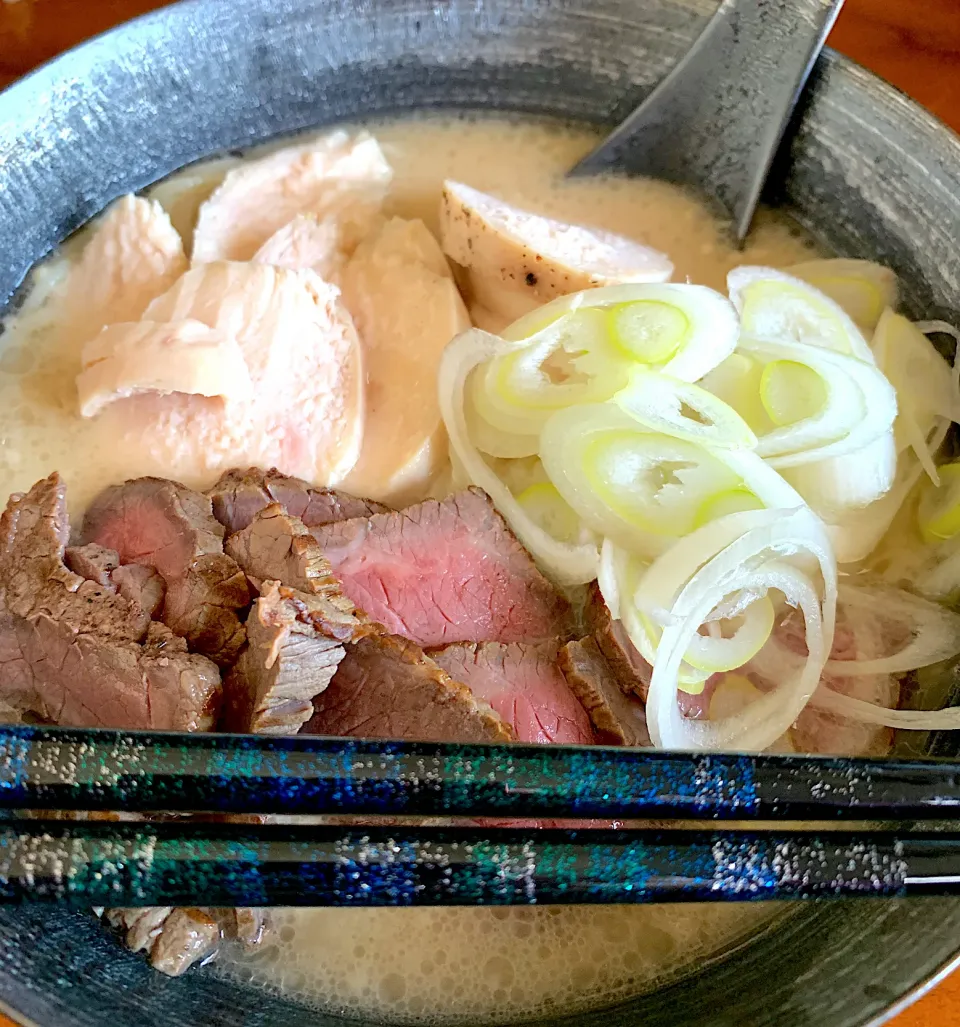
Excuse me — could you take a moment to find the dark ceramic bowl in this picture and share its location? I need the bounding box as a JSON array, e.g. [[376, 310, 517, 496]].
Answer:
[[2, 1, 960, 1025]]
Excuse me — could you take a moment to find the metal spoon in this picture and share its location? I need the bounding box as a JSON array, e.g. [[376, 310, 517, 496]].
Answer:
[[570, 0, 846, 244]]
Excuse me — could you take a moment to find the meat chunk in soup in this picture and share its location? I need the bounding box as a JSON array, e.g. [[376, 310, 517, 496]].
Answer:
[[337, 217, 470, 504], [311, 488, 574, 647], [193, 132, 391, 263]]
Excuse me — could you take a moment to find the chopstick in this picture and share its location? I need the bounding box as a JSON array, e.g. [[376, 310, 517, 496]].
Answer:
[[1, 818, 958, 906], [0, 724, 958, 821]]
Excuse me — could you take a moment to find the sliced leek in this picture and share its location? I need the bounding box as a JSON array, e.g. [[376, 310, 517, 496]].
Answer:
[[788, 258, 898, 333], [438, 328, 600, 585], [503, 282, 739, 383], [739, 337, 897, 467], [599, 538, 710, 693], [472, 308, 633, 436], [759, 359, 827, 426], [728, 266, 875, 362], [873, 309, 960, 484], [643, 508, 837, 751], [613, 367, 758, 450], [783, 433, 897, 518], [465, 369, 539, 458], [826, 583, 960, 678], [539, 403, 804, 557], [698, 353, 773, 433], [516, 482, 583, 545], [918, 461, 960, 542]]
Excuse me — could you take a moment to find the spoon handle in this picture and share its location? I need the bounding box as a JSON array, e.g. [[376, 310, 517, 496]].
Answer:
[[571, 0, 845, 242]]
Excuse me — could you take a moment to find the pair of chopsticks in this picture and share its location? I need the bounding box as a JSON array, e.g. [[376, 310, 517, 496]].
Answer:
[[0, 724, 958, 907]]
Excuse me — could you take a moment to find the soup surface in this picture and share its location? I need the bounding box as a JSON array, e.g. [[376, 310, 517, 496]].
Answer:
[[157, 117, 804, 1024], [0, 116, 816, 511], [3, 114, 946, 1027]]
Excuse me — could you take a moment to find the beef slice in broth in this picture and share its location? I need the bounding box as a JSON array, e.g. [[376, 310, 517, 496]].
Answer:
[[558, 638, 651, 747], [208, 466, 388, 536], [306, 633, 512, 743], [584, 582, 652, 700], [82, 476, 250, 666], [430, 641, 594, 745], [311, 487, 573, 647], [223, 504, 379, 735], [0, 474, 221, 731]]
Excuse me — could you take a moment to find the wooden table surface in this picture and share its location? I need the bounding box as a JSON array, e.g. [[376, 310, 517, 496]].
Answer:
[[1, 0, 960, 1025]]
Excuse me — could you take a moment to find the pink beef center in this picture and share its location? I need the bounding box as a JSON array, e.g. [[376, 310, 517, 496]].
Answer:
[[332, 543, 558, 647], [90, 501, 193, 581]]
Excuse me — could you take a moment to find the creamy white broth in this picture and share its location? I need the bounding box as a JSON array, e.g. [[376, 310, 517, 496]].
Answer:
[[0, 115, 822, 1023], [0, 115, 817, 512]]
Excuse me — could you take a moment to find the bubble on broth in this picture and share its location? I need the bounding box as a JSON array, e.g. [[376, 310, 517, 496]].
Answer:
[[214, 903, 778, 1024]]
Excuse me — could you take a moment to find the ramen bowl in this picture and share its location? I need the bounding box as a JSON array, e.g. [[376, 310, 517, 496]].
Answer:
[[1, 1, 960, 1025]]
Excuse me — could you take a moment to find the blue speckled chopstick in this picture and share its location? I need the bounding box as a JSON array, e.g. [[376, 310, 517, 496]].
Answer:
[[0, 725, 958, 821], [0, 819, 954, 906]]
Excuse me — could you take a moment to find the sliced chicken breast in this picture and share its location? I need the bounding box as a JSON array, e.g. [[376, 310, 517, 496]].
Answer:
[[66, 195, 188, 342], [147, 155, 242, 248], [338, 218, 470, 504], [192, 131, 392, 263], [85, 263, 363, 487], [252, 214, 343, 279], [76, 320, 252, 417], [440, 180, 673, 329]]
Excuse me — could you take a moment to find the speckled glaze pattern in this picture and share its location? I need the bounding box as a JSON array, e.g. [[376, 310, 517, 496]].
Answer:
[[3, 726, 960, 823], [0, 1, 959, 1025], [0, 819, 925, 907]]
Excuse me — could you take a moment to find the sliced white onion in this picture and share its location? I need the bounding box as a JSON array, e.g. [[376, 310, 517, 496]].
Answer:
[[438, 328, 599, 585], [728, 266, 876, 362], [826, 583, 960, 677], [504, 282, 739, 383], [740, 337, 897, 467], [788, 258, 898, 333]]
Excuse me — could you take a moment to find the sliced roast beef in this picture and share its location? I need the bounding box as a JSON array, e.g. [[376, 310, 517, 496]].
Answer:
[[311, 488, 573, 647], [225, 502, 341, 594], [584, 582, 651, 699], [208, 466, 388, 536], [66, 544, 166, 618], [223, 581, 376, 735], [111, 563, 166, 619], [558, 638, 651, 747], [222, 505, 378, 735], [82, 477, 250, 665], [0, 474, 220, 732], [306, 633, 513, 743], [64, 543, 119, 585], [429, 640, 593, 745]]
